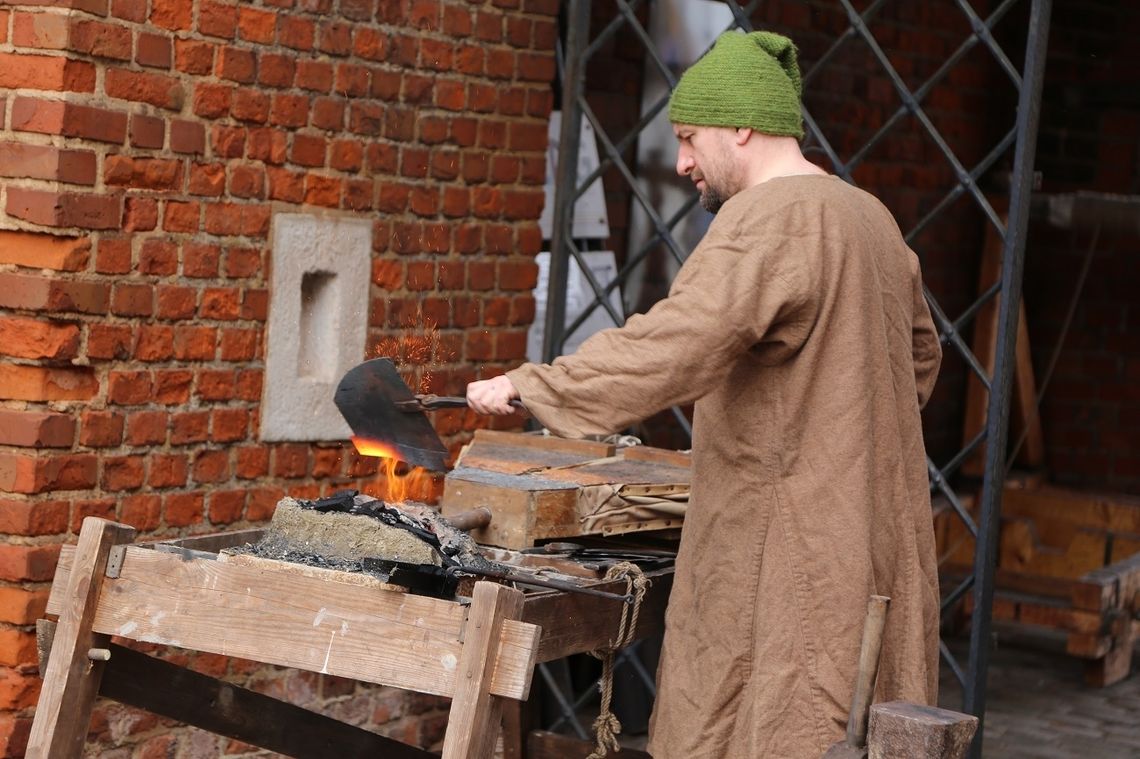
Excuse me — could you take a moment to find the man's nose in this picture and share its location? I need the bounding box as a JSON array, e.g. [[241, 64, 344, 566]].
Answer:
[[676, 147, 693, 176]]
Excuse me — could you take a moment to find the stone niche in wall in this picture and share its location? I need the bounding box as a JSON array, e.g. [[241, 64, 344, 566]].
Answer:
[[262, 213, 371, 442]]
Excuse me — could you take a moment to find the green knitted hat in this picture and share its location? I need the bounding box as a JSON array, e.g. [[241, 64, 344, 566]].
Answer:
[[668, 30, 804, 139]]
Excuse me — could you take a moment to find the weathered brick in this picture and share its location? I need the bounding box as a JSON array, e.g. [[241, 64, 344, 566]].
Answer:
[[0, 410, 74, 448], [235, 446, 269, 479], [173, 325, 217, 360], [70, 19, 132, 60], [219, 327, 259, 360], [198, 0, 236, 39], [0, 231, 89, 272], [183, 242, 220, 276], [111, 283, 154, 317], [105, 68, 184, 110], [134, 324, 174, 361], [0, 499, 69, 535], [79, 410, 125, 447], [129, 113, 165, 149], [171, 119, 206, 154], [189, 162, 226, 196], [137, 31, 173, 68], [87, 323, 133, 359], [108, 370, 153, 405], [153, 369, 192, 404], [207, 489, 245, 524], [126, 410, 168, 446], [156, 284, 197, 320], [0, 141, 96, 185], [0, 452, 97, 494], [149, 453, 186, 487], [123, 196, 159, 232], [192, 449, 230, 484], [6, 187, 121, 230], [211, 408, 248, 442], [12, 98, 127, 144], [0, 52, 95, 93], [237, 6, 275, 44], [164, 200, 201, 232], [120, 493, 161, 531], [0, 364, 98, 401], [101, 455, 145, 491], [193, 81, 231, 118], [0, 585, 50, 623], [0, 317, 80, 360], [165, 491, 204, 525]]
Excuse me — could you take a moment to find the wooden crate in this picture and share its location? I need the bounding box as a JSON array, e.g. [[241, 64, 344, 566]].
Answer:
[[442, 430, 690, 549], [937, 484, 1140, 686]]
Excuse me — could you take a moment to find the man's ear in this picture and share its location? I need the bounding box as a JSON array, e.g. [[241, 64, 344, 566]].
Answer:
[[734, 127, 753, 146]]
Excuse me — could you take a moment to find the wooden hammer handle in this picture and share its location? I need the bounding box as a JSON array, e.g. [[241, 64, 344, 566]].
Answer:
[[847, 595, 891, 749], [445, 507, 492, 532]]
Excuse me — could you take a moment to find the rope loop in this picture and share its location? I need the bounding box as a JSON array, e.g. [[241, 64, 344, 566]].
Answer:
[[585, 562, 650, 759]]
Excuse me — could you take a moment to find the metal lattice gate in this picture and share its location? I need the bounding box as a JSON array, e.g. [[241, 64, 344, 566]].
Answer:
[[537, 0, 1053, 756]]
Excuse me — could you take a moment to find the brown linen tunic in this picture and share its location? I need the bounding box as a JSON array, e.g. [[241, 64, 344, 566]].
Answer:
[[507, 174, 942, 759]]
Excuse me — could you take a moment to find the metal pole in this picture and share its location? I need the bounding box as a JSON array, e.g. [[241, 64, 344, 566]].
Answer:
[[964, 1, 1052, 755], [542, 0, 590, 364]]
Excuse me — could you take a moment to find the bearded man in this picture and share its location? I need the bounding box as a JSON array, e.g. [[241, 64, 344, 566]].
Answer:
[[468, 30, 943, 758]]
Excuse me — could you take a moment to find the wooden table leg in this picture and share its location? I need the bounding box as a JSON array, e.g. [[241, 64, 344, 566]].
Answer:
[[442, 582, 528, 759], [27, 517, 136, 759]]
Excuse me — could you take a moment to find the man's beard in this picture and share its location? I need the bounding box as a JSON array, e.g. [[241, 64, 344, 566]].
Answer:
[[700, 185, 725, 213]]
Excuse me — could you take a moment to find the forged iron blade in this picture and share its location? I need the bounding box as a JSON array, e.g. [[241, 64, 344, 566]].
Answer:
[[334, 358, 450, 472]]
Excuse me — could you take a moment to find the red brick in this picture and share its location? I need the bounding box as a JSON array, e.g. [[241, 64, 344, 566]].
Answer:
[[12, 11, 68, 48], [136, 32, 172, 68], [230, 165, 264, 199], [0, 410, 74, 448], [11, 97, 127, 143], [112, 0, 146, 22], [0, 585, 50, 624], [198, 0, 236, 39], [208, 490, 245, 524], [0, 452, 97, 494], [122, 197, 159, 233], [105, 68, 184, 110], [0, 52, 94, 92], [193, 82, 231, 118], [334, 63, 369, 97], [173, 325, 216, 360], [183, 242, 220, 276], [235, 368, 263, 400], [211, 408, 248, 442], [87, 323, 133, 359], [202, 202, 270, 237], [0, 669, 41, 712], [6, 187, 120, 231], [70, 19, 132, 60], [124, 411, 167, 447], [195, 368, 235, 401], [232, 89, 270, 123], [171, 119, 205, 154], [290, 133, 326, 167], [189, 162, 226, 196], [219, 327, 259, 361], [175, 38, 214, 74], [148, 453, 186, 487], [277, 15, 314, 50], [129, 114, 165, 149], [0, 317, 79, 360], [258, 52, 295, 89], [329, 139, 362, 172], [170, 411, 208, 445], [217, 45, 254, 83], [165, 491, 203, 525], [108, 370, 152, 405], [0, 141, 96, 185], [237, 6, 275, 44], [72, 497, 116, 533], [272, 445, 308, 478], [153, 369, 192, 404], [164, 200, 201, 232], [102, 455, 145, 491], [139, 238, 178, 275], [0, 499, 67, 535], [135, 324, 174, 361], [317, 21, 352, 56], [104, 155, 182, 191], [0, 629, 38, 667], [0, 364, 97, 402], [111, 283, 153, 316], [156, 285, 197, 320], [120, 493, 161, 531], [235, 447, 269, 479], [270, 93, 309, 127], [0, 231, 88, 272], [304, 175, 341, 208], [150, 0, 192, 30], [192, 449, 230, 483], [223, 247, 261, 278]]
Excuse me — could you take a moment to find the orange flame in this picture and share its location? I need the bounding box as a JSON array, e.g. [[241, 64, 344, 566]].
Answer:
[[352, 435, 435, 504]]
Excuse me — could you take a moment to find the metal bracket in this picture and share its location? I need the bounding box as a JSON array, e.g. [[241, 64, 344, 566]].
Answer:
[[105, 545, 127, 578]]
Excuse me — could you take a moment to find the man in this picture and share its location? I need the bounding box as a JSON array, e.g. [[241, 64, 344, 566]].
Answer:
[[468, 30, 942, 758]]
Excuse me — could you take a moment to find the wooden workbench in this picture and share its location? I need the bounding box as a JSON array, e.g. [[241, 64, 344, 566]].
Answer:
[[29, 518, 672, 758]]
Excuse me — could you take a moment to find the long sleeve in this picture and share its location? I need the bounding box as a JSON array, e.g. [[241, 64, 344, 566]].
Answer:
[[911, 268, 942, 409], [508, 225, 819, 439]]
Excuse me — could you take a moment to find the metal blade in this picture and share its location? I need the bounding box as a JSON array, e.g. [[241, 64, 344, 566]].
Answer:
[[333, 358, 450, 472]]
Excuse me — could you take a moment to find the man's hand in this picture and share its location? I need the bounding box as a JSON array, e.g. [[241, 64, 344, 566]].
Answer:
[[466, 375, 521, 415]]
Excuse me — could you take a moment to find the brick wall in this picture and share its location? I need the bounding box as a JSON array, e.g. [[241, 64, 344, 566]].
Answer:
[[1023, 0, 1139, 494], [0, 0, 556, 754]]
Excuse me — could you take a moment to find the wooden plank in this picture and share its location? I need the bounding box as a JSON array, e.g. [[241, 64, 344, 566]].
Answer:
[[528, 730, 652, 759], [28, 517, 136, 759], [470, 429, 615, 458], [619, 446, 691, 468], [1066, 633, 1112, 658], [1082, 551, 1140, 686], [442, 582, 529, 759], [524, 570, 672, 663], [35, 619, 434, 759], [140, 528, 265, 553], [1002, 486, 1140, 534], [47, 545, 540, 701]]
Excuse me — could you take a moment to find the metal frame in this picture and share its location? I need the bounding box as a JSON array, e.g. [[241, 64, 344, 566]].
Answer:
[[542, 1, 1053, 755]]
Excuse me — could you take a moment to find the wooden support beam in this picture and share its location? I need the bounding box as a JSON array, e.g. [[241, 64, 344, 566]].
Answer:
[[27, 517, 136, 759], [442, 582, 530, 759], [35, 620, 435, 759]]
